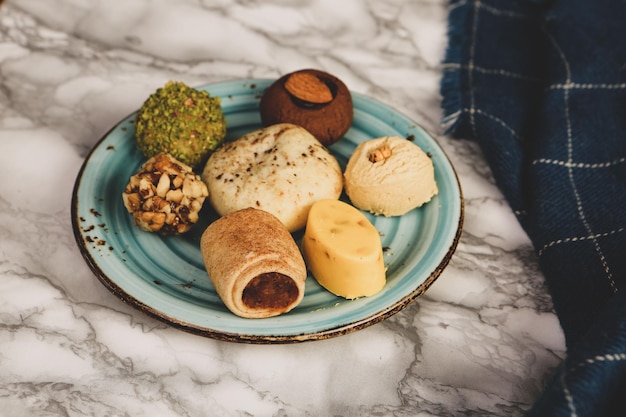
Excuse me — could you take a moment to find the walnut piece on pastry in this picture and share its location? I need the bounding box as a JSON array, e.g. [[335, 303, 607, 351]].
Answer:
[[202, 123, 343, 232], [344, 136, 438, 216]]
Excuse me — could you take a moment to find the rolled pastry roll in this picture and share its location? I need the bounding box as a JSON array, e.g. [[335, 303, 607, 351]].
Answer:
[[200, 208, 307, 318]]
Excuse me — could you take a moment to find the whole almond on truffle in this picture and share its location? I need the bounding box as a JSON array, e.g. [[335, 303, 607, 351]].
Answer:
[[259, 68, 353, 146], [284, 72, 333, 104]]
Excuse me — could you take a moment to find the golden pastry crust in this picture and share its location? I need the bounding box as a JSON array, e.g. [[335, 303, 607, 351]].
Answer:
[[200, 208, 307, 318], [202, 123, 343, 232]]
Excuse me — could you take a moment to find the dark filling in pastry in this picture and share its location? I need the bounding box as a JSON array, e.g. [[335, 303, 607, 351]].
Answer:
[[242, 272, 299, 311]]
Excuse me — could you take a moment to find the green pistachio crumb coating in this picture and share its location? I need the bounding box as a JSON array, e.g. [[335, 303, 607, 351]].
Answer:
[[135, 81, 226, 168]]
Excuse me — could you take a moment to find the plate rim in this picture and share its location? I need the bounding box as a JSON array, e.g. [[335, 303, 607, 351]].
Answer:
[[71, 78, 464, 344]]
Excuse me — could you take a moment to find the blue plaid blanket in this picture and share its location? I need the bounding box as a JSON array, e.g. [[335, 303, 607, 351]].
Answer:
[[440, 0, 626, 415]]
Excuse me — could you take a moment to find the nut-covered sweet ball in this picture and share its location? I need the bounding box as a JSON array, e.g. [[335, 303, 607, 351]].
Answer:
[[135, 81, 226, 169], [259, 69, 353, 146], [122, 153, 209, 234]]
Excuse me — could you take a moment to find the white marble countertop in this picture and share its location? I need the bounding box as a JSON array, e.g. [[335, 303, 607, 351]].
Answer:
[[0, 1, 566, 416]]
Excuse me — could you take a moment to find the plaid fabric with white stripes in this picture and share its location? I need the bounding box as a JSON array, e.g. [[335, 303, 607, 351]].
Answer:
[[441, 0, 626, 415]]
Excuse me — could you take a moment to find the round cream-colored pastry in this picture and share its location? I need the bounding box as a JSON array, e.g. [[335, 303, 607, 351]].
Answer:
[[344, 136, 438, 216], [202, 123, 343, 232]]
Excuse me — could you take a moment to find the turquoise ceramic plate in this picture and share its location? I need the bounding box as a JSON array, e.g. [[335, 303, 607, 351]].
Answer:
[[71, 79, 463, 343]]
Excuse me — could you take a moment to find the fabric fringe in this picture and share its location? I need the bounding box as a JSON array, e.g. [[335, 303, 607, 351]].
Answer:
[[439, 0, 470, 136]]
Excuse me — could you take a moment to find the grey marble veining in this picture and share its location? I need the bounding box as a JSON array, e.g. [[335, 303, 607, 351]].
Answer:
[[0, 1, 565, 416]]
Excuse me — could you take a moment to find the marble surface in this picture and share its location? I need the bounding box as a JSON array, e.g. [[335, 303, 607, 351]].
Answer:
[[0, 1, 566, 416]]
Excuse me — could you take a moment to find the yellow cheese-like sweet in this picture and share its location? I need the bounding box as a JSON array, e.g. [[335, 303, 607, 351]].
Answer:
[[302, 199, 386, 299]]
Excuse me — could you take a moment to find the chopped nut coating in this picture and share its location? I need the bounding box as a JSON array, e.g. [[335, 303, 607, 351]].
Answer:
[[122, 153, 209, 234], [134, 81, 227, 169]]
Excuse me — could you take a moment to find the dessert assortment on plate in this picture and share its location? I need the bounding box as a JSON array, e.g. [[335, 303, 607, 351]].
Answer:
[[122, 69, 439, 319]]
